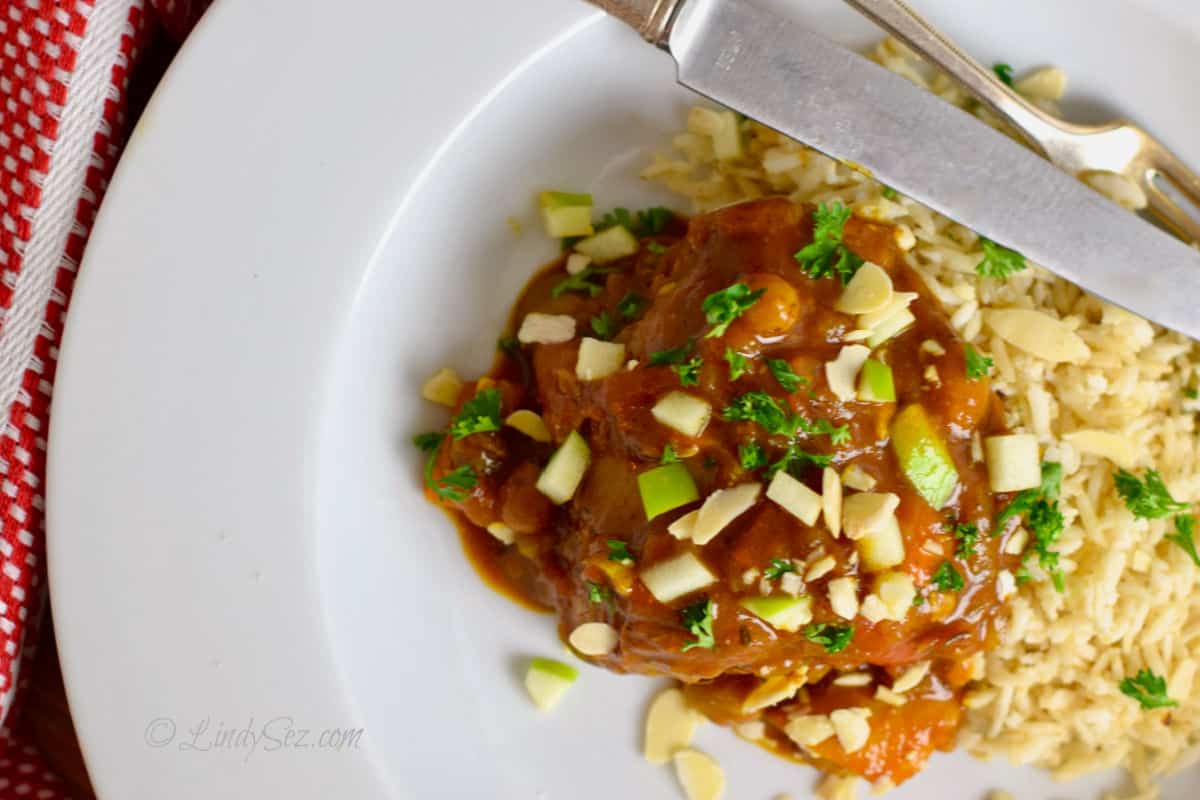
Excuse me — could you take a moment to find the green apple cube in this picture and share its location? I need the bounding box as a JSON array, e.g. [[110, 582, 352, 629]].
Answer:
[[574, 225, 638, 263], [739, 595, 813, 632], [524, 657, 578, 711], [858, 359, 896, 403], [536, 430, 591, 505], [539, 191, 594, 238], [890, 404, 958, 509], [638, 462, 700, 520]]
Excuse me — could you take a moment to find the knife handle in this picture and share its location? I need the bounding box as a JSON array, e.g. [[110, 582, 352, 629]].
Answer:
[[583, 0, 681, 45]]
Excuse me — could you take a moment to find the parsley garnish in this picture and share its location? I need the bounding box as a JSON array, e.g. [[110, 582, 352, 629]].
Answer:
[[661, 444, 680, 465], [766, 444, 832, 480], [674, 357, 703, 387], [703, 456, 718, 469], [450, 387, 502, 439], [590, 311, 616, 339], [794, 202, 864, 285], [497, 336, 521, 356], [414, 432, 479, 503], [796, 416, 851, 446], [607, 539, 635, 565], [1166, 515, 1200, 567], [724, 391, 795, 436], [702, 283, 766, 338], [725, 348, 751, 381], [993, 63, 1015, 87], [1186, 388, 1199, 400], [597, 206, 675, 237], [646, 241, 667, 255], [965, 344, 993, 380], [804, 623, 853, 654], [617, 292, 647, 319], [763, 558, 796, 580], [1114, 469, 1189, 520], [587, 581, 612, 605], [997, 462, 1066, 591], [932, 561, 964, 592], [881, 186, 898, 201], [1119, 669, 1177, 710], [739, 442, 767, 471], [680, 597, 716, 651], [952, 522, 980, 558], [767, 359, 807, 393], [551, 266, 615, 298], [975, 238, 1027, 279], [649, 338, 695, 367]]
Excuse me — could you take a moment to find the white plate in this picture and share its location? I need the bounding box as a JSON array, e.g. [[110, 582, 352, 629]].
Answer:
[[47, 0, 1200, 798]]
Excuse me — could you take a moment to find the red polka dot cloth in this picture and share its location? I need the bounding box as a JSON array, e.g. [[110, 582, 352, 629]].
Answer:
[[0, 1, 207, 796]]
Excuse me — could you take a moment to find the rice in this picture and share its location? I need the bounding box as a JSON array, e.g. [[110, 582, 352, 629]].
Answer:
[[645, 38, 1200, 799]]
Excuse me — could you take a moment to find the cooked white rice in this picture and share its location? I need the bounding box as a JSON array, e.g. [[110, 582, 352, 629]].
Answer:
[[646, 37, 1200, 800]]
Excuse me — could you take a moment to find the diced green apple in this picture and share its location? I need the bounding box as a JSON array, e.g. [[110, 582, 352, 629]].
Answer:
[[536, 430, 591, 505], [640, 552, 716, 604], [524, 657, 578, 711], [984, 433, 1041, 492], [890, 404, 959, 509], [638, 462, 700, 520], [739, 595, 813, 632], [858, 359, 896, 402], [574, 225, 638, 263], [539, 191, 594, 238]]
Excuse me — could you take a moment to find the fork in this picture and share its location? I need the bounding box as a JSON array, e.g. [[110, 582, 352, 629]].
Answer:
[[843, 0, 1200, 244]]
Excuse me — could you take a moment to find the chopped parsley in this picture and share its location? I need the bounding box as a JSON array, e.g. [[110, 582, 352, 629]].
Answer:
[[587, 581, 612, 605], [794, 202, 863, 285], [646, 241, 668, 255], [931, 561, 964, 592], [763, 558, 796, 580], [1119, 669, 1177, 710], [497, 336, 521, 356], [796, 416, 851, 446], [767, 358, 807, 393], [881, 185, 898, 201], [725, 348, 751, 381], [1114, 469, 1189, 520], [1186, 388, 1199, 400], [702, 283, 766, 338], [724, 391, 795, 436], [661, 443, 680, 464], [414, 432, 478, 502], [617, 292, 647, 319], [965, 344, 993, 380], [703, 455, 718, 469], [551, 266, 615, 298], [952, 521, 980, 558], [649, 338, 695, 366], [590, 311, 616, 340], [993, 63, 1015, 87], [767, 444, 832, 480], [680, 597, 716, 651], [1166, 515, 1200, 567], [997, 462, 1066, 591], [804, 622, 853, 654], [450, 387, 502, 439], [975, 238, 1027, 280], [674, 357, 703, 387], [607, 539, 635, 565], [739, 442, 767, 471], [598, 206, 675, 238]]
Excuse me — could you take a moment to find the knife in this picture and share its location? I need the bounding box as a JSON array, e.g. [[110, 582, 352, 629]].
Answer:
[[584, 0, 1200, 341]]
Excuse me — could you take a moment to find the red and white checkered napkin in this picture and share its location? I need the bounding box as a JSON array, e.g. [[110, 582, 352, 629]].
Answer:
[[0, 1, 207, 796]]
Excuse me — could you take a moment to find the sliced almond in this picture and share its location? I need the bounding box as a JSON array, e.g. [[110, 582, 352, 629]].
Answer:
[[742, 673, 806, 713], [806, 555, 837, 581], [830, 708, 872, 754], [485, 522, 515, 545], [575, 337, 626, 381], [828, 576, 860, 620], [644, 687, 704, 764], [673, 749, 726, 800], [1004, 527, 1029, 556], [766, 471, 823, 526], [842, 492, 900, 541], [985, 309, 1089, 364], [816, 775, 861, 800], [832, 672, 872, 687], [875, 686, 907, 707], [640, 552, 717, 604], [518, 312, 576, 344], [866, 307, 916, 348], [784, 714, 834, 748], [568, 622, 619, 656], [842, 329, 873, 343], [822, 467, 843, 538], [1063, 429, 1134, 470], [920, 339, 946, 357], [505, 409, 552, 442], [835, 262, 893, 315], [693, 482, 762, 545], [826, 345, 871, 402], [841, 463, 877, 491], [858, 291, 917, 330], [668, 509, 701, 541], [780, 572, 805, 597], [421, 367, 464, 406], [734, 720, 767, 741], [892, 661, 930, 693]]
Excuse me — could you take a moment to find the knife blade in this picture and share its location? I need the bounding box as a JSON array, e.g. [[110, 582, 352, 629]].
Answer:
[[588, 0, 1200, 341]]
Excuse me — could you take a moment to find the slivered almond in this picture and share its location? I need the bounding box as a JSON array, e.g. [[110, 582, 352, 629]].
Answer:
[[832, 672, 872, 687], [805, 555, 837, 581], [673, 749, 725, 800], [485, 522, 515, 545], [920, 339, 946, 357], [693, 483, 762, 545], [826, 345, 871, 402], [841, 464, 877, 491], [822, 467, 843, 538], [742, 673, 806, 713], [767, 471, 822, 526], [985, 309, 1089, 363], [1004, 527, 1029, 556], [784, 714, 834, 748], [644, 687, 703, 764], [875, 686, 907, 707], [835, 262, 893, 315], [421, 367, 463, 406], [828, 576, 859, 620], [892, 661, 930, 693], [842, 492, 900, 540], [668, 509, 700, 541], [830, 708, 872, 754]]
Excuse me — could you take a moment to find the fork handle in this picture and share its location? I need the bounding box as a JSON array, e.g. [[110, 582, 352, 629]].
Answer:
[[843, 0, 1066, 154], [583, 0, 682, 45]]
